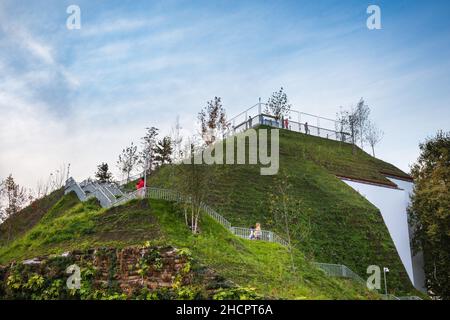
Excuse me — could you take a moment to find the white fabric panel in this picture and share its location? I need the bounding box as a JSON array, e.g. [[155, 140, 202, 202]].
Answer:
[[342, 178, 415, 285]]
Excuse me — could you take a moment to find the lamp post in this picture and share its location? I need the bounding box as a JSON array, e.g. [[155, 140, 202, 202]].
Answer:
[[383, 267, 389, 296]]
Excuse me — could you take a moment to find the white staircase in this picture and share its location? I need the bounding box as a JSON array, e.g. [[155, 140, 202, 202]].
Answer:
[[65, 177, 124, 207]]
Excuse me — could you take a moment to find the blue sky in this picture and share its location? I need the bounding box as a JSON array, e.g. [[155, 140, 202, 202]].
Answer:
[[1, 0, 450, 187]]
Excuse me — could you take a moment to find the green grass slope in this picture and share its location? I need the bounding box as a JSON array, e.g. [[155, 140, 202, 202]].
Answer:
[[149, 126, 415, 294], [0, 193, 378, 299], [276, 127, 410, 185], [0, 188, 64, 246]]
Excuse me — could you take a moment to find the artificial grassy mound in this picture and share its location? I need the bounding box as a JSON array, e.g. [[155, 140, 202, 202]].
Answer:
[[0, 126, 418, 298]]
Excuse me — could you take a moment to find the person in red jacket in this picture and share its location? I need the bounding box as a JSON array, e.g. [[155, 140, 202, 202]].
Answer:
[[136, 177, 145, 197]]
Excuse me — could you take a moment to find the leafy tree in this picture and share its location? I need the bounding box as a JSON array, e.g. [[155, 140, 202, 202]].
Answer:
[[355, 98, 370, 148], [365, 120, 383, 157], [337, 108, 358, 152], [265, 87, 291, 121], [198, 97, 228, 146], [140, 127, 159, 174], [95, 162, 113, 183], [337, 98, 370, 153], [0, 175, 32, 241], [117, 142, 139, 183], [154, 136, 173, 166], [409, 131, 450, 299], [268, 172, 312, 272], [47, 164, 69, 191]]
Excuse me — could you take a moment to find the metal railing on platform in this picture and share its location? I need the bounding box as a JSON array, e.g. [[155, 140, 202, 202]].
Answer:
[[227, 102, 352, 143]]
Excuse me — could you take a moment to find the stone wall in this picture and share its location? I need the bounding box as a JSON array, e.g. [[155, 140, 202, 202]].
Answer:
[[0, 245, 234, 300]]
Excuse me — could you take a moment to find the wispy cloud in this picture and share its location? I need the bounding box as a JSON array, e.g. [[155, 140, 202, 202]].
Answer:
[[80, 16, 165, 37], [1, 0, 450, 188], [15, 27, 54, 64]]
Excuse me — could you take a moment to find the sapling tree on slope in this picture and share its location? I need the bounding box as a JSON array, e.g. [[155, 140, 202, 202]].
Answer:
[[355, 98, 370, 148], [198, 97, 228, 146], [337, 98, 371, 154], [0, 175, 32, 241], [409, 131, 450, 299], [337, 107, 358, 148], [154, 136, 173, 166], [365, 120, 383, 157], [268, 172, 312, 272], [265, 87, 291, 121], [33, 164, 70, 200], [175, 138, 212, 234], [140, 127, 159, 174], [34, 178, 50, 200], [48, 164, 69, 191], [95, 162, 113, 183], [117, 142, 139, 183]]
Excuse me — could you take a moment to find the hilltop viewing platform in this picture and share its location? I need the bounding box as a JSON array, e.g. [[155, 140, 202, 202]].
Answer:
[[228, 101, 352, 143]]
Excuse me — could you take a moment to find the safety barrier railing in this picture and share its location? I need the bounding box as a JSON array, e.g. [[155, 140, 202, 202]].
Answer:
[[313, 262, 366, 284], [381, 294, 400, 300], [110, 190, 139, 207], [109, 187, 286, 246], [230, 227, 290, 246], [146, 187, 182, 202], [227, 101, 352, 144], [231, 113, 351, 143], [397, 296, 423, 300], [200, 202, 232, 229]]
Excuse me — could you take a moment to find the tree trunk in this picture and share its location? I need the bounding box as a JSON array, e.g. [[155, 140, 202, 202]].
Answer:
[[7, 222, 12, 242], [191, 204, 195, 233], [193, 204, 201, 234]]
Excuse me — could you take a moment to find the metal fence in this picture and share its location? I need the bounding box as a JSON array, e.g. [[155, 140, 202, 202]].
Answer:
[[231, 227, 271, 241], [313, 263, 423, 300], [396, 296, 423, 300], [227, 102, 352, 143], [108, 187, 287, 247], [230, 227, 290, 246], [146, 187, 182, 202], [110, 190, 139, 207], [313, 262, 366, 284], [200, 202, 232, 229]]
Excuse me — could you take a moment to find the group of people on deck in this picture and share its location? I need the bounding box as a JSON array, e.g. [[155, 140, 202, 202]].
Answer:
[[254, 114, 310, 134]]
